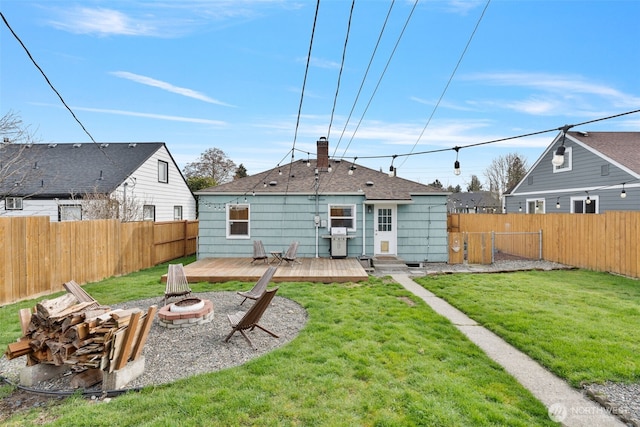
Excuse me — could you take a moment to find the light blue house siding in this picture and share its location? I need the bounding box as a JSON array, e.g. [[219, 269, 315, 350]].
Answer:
[[197, 193, 449, 263], [505, 132, 639, 214]]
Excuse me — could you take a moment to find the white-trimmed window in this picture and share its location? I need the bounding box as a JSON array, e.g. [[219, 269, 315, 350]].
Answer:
[[143, 205, 156, 221], [571, 195, 598, 214], [5, 197, 23, 210], [526, 199, 545, 214], [59, 204, 82, 221], [329, 204, 356, 230], [227, 204, 250, 238], [173, 205, 183, 220], [158, 160, 168, 183], [553, 147, 572, 173]]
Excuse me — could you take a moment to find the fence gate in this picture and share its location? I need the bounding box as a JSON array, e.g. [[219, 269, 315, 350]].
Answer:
[[448, 230, 542, 265]]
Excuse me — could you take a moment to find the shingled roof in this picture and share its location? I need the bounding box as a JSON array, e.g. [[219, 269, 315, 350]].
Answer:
[[568, 131, 640, 174], [0, 142, 165, 197], [198, 159, 445, 201]]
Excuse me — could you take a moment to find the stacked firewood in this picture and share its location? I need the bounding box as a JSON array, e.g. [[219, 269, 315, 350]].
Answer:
[[5, 281, 157, 374]]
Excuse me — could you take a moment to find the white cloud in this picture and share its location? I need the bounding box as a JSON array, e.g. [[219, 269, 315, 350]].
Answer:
[[110, 71, 235, 107], [75, 106, 227, 126], [465, 72, 640, 109], [48, 7, 157, 36]]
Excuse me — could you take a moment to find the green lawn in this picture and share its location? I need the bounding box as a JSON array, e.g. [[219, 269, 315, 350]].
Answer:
[[415, 269, 640, 387], [0, 258, 555, 426]]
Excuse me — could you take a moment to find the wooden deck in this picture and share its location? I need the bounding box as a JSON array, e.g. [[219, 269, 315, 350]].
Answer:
[[175, 257, 369, 284]]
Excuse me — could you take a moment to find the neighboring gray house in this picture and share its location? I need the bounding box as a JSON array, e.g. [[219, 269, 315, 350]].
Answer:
[[0, 142, 196, 221], [448, 191, 500, 214], [504, 131, 640, 214], [196, 138, 449, 264]]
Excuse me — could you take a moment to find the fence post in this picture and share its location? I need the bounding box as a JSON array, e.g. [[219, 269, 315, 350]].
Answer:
[[491, 231, 495, 264], [539, 229, 543, 260]]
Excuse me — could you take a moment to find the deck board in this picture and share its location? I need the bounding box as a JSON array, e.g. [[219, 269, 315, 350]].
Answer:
[[174, 257, 368, 283]]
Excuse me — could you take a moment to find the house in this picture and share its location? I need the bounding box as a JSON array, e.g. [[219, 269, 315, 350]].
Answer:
[[447, 191, 501, 214], [0, 142, 196, 221], [504, 131, 640, 214], [196, 138, 449, 265]]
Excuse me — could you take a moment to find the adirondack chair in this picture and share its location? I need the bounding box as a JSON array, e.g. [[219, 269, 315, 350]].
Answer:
[[224, 287, 279, 349], [251, 240, 268, 264], [281, 241, 300, 266], [237, 266, 277, 305], [163, 263, 192, 306]]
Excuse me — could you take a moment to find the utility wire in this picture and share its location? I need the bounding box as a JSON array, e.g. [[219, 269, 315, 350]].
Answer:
[[399, 0, 491, 168], [1, 12, 97, 144], [333, 0, 396, 158], [326, 0, 355, 142], [331, 0, 419, 163], [299, 109, 640, 162], [285, 0, 321, 196]]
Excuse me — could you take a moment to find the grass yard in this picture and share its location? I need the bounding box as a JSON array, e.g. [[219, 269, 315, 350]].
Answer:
[[415, 269, 640, 388], [0, 258, 556, 426]]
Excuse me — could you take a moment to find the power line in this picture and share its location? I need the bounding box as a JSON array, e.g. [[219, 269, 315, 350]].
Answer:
[[333, 0, 396, 159], [332, 0, 419, 160], [326, 0, 355, 142], [285, 0, 321, 196], [399, 0, 491, 168], [1, 11, 97, 144]]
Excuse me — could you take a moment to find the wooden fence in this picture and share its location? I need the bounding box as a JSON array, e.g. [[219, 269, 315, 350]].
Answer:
[[0, 217, 198, 305], [448, 212, 640, 279]]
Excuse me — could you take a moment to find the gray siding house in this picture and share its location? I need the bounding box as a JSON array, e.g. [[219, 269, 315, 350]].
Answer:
[[504, 131, 640, 214], [0, 142, 196, 221], [196, 138, 449, 264]]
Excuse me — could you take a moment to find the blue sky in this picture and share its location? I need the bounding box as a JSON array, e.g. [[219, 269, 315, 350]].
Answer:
[[1, 0, 639, 189]]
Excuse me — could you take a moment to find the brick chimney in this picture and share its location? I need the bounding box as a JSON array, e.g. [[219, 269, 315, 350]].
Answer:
[[316, 137, 329, 170]]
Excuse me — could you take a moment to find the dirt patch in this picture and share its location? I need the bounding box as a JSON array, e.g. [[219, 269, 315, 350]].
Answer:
[[0, 385, 65, 423], [397, 296, 416, 306]]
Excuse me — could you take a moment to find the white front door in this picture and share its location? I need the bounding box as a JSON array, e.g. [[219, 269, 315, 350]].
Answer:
[[374, 205, 397, 256]]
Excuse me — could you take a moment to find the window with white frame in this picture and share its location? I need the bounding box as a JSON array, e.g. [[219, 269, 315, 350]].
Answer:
[[143, 205, 156, 221], [227, 204, 249, 238], [173, 205, 183, 220], [571, 195, 598, 214], [553, 147, 572, 173], [329, 204, 356, 230], [5, 197, 23, 210], [59, 204, 82, 221], [526, 199, 545, 214], [158, 160, 168, 183]]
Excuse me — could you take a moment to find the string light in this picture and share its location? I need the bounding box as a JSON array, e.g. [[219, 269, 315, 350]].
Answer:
[[453, 147, 461, 176], [585, 191, 591, 204], [348, 157, 357, 175], [556, 197, 561, 209], [552, 124, 572, 167], [621, 183, 627, 198]]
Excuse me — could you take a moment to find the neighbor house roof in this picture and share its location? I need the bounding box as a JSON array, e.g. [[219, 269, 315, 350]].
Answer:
[[0, 142, 165, 198], [448, 191, 500, 209], [567, 131, 640, 174], [197, 159, 445, 201]]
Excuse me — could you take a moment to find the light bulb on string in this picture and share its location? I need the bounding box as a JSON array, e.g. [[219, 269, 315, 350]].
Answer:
[[453, 147, 461, 176]]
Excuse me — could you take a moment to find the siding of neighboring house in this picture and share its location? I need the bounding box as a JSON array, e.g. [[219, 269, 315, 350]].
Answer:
[[115, 145, 196, 221], [1, 143, 195, 221], [505, 132, 640, 213]]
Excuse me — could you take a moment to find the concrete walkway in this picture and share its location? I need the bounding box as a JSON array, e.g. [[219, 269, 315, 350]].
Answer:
[[391, 274, 625, 427]]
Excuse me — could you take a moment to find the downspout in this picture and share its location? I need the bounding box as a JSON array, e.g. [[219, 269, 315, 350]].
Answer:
[[362, 202, 366, 256], [314, 170, 320, 258]]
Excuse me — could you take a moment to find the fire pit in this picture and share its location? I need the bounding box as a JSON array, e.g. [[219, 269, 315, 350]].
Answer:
[[158, 297, 214, 328]]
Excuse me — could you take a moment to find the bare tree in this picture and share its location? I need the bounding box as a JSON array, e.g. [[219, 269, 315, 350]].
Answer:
[[0, 111, 44, 207], [77, 186, 146, 222], [466, 175, 483, 192], [183, 147, 236, 185], [483, 153, 528, 197]]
